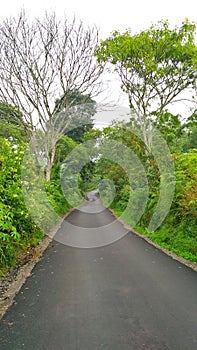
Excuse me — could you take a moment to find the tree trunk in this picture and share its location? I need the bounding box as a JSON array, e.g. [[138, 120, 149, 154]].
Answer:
[[45, 144, 56, 182]]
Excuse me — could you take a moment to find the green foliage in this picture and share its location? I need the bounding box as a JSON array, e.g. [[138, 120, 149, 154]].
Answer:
[[80, 161, 98, 193], [97, 20, 197, 144], [54, 90, 96, 143], [0, 202, 21, 266], [0, 101, 24, 126], [115, 152, 197, 262], [0, 137, 72, 271], [97, 20, 197, 79], [0, 121, 28, 143], [89, 123, 197, 262], [44, 181, 71, 216], [56, 135, 77, 160], [97, 159, 130, 210], [102, 123, 146, 159], [152, 110, 182, 145], [173, 152, 197, 218], [177, 125, 197, 152], [134, 224, 197, 262], [0, 138, 41, 268], [0, 101, 30, 141]]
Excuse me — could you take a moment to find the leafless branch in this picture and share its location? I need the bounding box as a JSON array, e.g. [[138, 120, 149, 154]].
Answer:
[[0, 11, 105, 180], [0, 11, 104, 130]]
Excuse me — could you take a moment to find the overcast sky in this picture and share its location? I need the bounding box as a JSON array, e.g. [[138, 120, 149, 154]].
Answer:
[[1, 0, 197, 116], [1, 0, 197, 37]]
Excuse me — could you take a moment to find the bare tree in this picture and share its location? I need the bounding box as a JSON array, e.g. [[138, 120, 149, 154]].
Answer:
[[0, 11, 104, 180]]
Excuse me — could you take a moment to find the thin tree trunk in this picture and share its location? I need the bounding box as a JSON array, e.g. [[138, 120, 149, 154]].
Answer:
[[45, 144, 56, 182]]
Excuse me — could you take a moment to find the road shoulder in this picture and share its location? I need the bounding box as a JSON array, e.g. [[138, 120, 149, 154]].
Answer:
[[109, 207, 197, 273], [0, 208, 75, 319]]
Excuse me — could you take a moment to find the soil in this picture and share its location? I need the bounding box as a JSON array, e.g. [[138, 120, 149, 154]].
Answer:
[[0, 236, 51, 319]]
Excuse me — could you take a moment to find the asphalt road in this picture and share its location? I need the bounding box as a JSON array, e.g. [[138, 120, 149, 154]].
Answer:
[[0, 198, 197, 350]]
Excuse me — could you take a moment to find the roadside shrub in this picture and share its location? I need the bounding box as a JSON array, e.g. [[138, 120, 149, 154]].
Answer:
[[0, 138, 44, 268]]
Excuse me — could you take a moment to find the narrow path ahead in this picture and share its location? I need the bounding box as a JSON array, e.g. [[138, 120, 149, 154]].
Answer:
[[0, 199, 197, 349]]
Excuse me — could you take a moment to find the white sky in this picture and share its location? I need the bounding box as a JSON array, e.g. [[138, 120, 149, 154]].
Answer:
[[1, 0, 197, 36], [1, 0, 197, 116]]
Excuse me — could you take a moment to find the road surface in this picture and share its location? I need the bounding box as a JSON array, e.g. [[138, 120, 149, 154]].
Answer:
[[0, 198, 197, 349]]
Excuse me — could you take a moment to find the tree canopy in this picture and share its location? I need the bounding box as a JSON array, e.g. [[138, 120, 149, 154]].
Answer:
[[54, 89, 96, 142], [0, 101, 29, 142], [96, 20, 197, 149]]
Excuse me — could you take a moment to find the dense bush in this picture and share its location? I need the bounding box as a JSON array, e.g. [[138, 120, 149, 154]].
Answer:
[[90, 124, 196, 262], [0, 138, 71, 271], [112, 151, 197, 262], [0, 139, 40, 268]]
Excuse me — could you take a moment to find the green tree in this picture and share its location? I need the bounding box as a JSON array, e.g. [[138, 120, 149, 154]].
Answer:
[[177, 124, 197, 152], [51, 135, 77, 181], [0, 102, 30, 142], [54, 90, 96, 143], [97, 20, 197, 150]]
